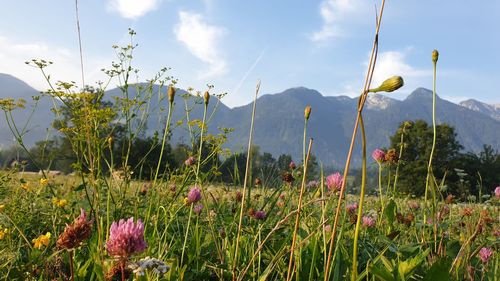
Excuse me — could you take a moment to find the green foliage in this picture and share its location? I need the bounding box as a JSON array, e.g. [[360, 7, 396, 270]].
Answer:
[[388, 120, 462, 196]]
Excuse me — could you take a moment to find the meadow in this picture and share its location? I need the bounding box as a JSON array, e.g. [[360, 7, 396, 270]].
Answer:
[[0, 3, 499, 281]]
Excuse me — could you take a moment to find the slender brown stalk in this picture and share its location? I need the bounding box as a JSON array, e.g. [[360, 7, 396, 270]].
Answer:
[[323, 2, 386, 280], [232, 80, 261, 280], [286, 138, 314, 281], [69, 250, 75, 281]]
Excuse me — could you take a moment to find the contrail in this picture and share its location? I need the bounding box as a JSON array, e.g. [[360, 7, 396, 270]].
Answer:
[[231, 48, 266, 97]]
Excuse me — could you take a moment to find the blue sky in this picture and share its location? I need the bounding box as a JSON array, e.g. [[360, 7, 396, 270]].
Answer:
[[0, 0, 499, 107]]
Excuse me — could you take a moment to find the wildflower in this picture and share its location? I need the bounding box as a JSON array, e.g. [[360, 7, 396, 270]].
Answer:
[[277, 201, 285, 208], [371, 149, 386, 163], [254, 177, 262, 187], [252, 210, 266, 220], [21, 183, 29, 190], [461, 207, 473, 217], [33, 232, 51, 249], [478, 247, 493, 263], [57, 209, 93, 249], [193, 204, 203, 215], [235, 191, 243, 202], [281, 172, 295, 184], [0, 204, 4, 212], [40, 178, 49, 186], [129, 257, 170, 276], [362, 216, 376, 228], [52, 198, 68, 208], [445, 194, 454, 204], [106, 263, 132, 281], [495, 186, 500, 199], [140, 183, 151, 196], [186, 187, 202, 204], [184, 156, 196, 166], [106, 218, 147, 259], [289, 161, 296, 170], [307, 180, 318, 189], [0, 228, 8, 240], [408, 201, 420, 210], [368, 76, 404, 93], [384, 149, 399, 164], [346, 203, 358, 214], [209, 210, 217, 219], [304, 105, 311, 120], [326, 172, 343, 191]]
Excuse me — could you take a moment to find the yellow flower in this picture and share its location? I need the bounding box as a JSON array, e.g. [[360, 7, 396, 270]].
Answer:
[[183, 197, 189, 205], [0, 228, 7, 240], [52, 198, 68, 208], [21, 183, 29, 190], [32, 232, 51, 249], [0, 204, 5, 212], [39, 178, 49, 186]]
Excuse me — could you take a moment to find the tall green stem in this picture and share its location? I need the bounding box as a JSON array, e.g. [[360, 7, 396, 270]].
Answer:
[[180, 204, 193, 266], [424, 51, 438, 226], [351, 114, 367, 281]]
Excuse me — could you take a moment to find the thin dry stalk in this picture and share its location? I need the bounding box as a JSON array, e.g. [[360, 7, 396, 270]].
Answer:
[[286, 138, 314, 281], [238, 198, 329, 281], [323, 1, 386, 280], [232, 80, 261, 280]]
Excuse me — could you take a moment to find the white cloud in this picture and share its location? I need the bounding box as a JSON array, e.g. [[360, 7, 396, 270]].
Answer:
[[174, 11, 227, 78], [371, 50, 431, 92], [0, 35, 106, 91], [310, 0, 363, 42], [107, 0, 161, 19]]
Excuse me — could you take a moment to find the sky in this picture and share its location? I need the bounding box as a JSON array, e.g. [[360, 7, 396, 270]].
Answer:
[[0, 0, 499, 107]]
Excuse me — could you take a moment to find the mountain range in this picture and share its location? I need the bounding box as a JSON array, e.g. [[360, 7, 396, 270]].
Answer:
[[1, 73, 499, 167]]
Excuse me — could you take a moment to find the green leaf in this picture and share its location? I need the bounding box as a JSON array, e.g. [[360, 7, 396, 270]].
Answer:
[[397, 248, 430, 280], [422, 258, 452, 281], [385, 199, 397, 226], [369, 264, 394, 281]]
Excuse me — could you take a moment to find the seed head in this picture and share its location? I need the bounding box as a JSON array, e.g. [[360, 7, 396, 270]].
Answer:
[[369, 76, 404, 93]]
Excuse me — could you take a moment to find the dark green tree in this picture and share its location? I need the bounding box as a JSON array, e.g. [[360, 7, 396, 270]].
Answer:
[[389, 120, 462, 196]]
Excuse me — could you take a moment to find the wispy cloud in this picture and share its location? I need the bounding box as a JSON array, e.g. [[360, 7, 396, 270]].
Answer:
[[310, 0, 363, 43], [174, 11, 227, 78], [107, 0, 162, 19], [371, 50, 431, 93]]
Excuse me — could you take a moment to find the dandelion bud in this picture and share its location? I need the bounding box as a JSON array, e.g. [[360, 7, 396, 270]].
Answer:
[[304, 105, 311, 120], [167, 86, 175, 104], [432, 49, 439, 64], [368, 76, 404, 93], [203, 91, 210, 105]]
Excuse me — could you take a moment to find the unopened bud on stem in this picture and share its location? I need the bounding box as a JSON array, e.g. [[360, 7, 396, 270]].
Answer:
[[304, 105, 311, 120], [203, 91, 210, 105], [168, 86, 175, 104], [368, 76, 404, 93], [432, 49, 439, 64]]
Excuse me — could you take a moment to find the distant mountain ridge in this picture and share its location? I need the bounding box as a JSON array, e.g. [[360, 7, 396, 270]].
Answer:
[[1, 74, 499, 167]]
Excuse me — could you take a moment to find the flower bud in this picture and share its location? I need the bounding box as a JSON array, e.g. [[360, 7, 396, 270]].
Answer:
[[432, 49, 439, 64], [167, 86, 175, 104], [368, 76, 404, 93], [203, 91, 210, 105], [304, 105, 311, 120]]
